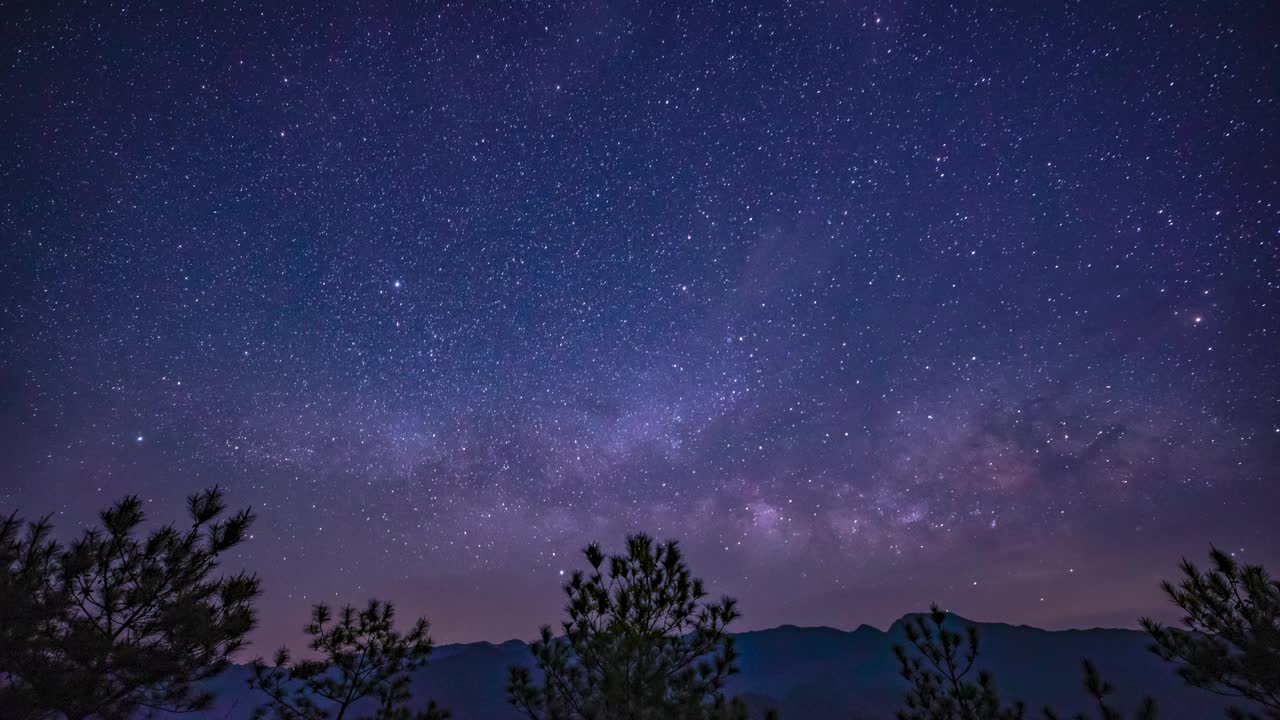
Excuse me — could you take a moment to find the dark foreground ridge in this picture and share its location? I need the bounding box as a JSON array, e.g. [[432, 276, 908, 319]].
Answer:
[[160, 614, 1229, 720]]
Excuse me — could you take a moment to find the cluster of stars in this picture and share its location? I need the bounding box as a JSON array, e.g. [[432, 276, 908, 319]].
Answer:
[[1, 1, 1275, 646]]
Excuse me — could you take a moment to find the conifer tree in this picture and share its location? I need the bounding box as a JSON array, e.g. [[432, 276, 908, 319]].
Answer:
[[895, 606, 1155, 720], [249, 599, 448, 720], [893, 605, 1025, 720], [0, 487, 260, 720], [1141, 547, 1280, 719], [1043, 660, 1157, 720], [506, 533, 758, 720]]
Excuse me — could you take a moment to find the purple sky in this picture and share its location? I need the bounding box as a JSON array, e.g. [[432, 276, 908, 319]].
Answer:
[[2, 1, 1276, 651]]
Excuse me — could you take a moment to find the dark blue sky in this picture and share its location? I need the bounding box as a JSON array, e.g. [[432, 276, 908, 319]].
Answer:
[[2, 1, 1276, 648]]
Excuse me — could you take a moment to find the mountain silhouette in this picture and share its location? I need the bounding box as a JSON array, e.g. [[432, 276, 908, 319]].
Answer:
[[163, 614, 1231, 720]]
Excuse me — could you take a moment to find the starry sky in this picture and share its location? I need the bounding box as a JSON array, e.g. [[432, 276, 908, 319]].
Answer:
[[1, 1, 1277, 650]]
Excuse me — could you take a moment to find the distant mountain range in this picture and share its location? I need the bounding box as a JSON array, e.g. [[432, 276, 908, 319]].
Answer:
[[176, 614, 1232, 720]]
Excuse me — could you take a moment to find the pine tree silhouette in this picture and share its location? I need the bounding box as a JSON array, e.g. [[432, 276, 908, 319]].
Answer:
[[0, 487, 260, 720], [1141, 547, 1280, 719], [249, 599, 448, 720], [894, 605, 1155, 720], [506, 533, 772, 720], [1043, 660, 1157, 720], [893, 605, 1025, 720]]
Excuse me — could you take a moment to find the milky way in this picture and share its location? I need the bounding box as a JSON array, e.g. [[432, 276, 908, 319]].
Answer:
[[1, 2, 1276, 647]]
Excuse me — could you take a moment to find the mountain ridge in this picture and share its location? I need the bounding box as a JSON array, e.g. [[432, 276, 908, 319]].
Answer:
[[393, 610, 1148, 650], [176, 615, 1231, 720]]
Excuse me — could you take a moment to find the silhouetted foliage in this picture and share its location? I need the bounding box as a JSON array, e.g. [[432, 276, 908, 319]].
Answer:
[[895, 606, 1155, 720], [894, 605, 1025, 720], [506, 533, 767, 720], [249, 599, 448, 720], [1141, 547, 1280, 719], [1043, 660, 1157, 720], [709, 697, 777, 720], [0, 487, 260, 720]]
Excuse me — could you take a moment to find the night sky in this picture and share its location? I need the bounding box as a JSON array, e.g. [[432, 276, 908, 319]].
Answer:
[[2, 2, 1276, 650]]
